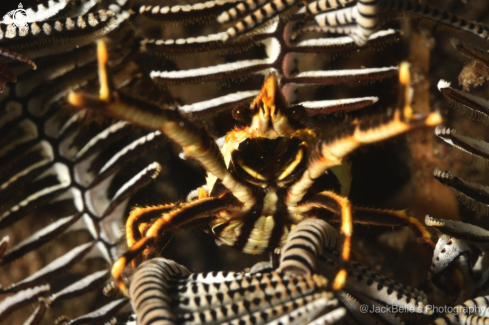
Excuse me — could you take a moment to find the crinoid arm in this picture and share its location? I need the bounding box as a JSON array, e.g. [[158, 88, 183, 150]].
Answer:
[[437, 79, 489, 124], [436, 126, 489, 168], [299, 97, 378, 115], [0, 285, 50, 323], [129, 257, 341, 325], [426, 216, 489, 304], [277, 218, 340, 277], [426, 215, 489, 247], [306, 0, 489, 48], [0, 48, 36, 70], [431, 295, 489, 325], [0, 236, 8, 261], [218, 0, 302, 41], [0, 10, 127, 59], [0, 48, 37, 92], [312, 0, 379, 46], [433, 168, 489, 216], [278, 218, 431, 320], [379, 0, 489, 41], [139, 0, 242, 25], [298, 0, 356, 16], [1, 0, 99, 24]]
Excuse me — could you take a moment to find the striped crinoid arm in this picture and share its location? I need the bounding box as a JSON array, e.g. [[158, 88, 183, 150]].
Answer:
[[0, 9, 128, 58], [433, 168, 489, 215], [430, 295, 489, 325], [216, 0, 303, 41], [435, 79, 489, 216], [0, 0, 127, 91], [123, 219, 431, 325], [425, 216, 489, 305], [1, 0, 100, 24], [425, 215, 489, 250], [437, 79, 489, 124], [378, 0, 489, 40], [140, 0, 242, 25], [137, 0, 403, 119], [0, 1, 183, 324], [278, 219, 432, 322], [128, 257, 345, 325], [436, 126, 489, 168], [297, 0, 489, 47]]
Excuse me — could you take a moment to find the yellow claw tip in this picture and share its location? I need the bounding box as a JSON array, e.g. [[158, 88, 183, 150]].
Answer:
[[332, 269, 347, 291], [403, 104, 413, 119], [425, 111, 443, 126], [399, 62, 410, 85], [67, 91, 79, 105], [97, 39, 108, 64], [99, 88, 110, 102], [111, 260, 130, 297], [96, 39, 110, 102], [198, 187, 208, 199]]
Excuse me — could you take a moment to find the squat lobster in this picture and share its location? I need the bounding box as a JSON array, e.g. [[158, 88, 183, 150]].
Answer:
[[68, 41, 440, 297]]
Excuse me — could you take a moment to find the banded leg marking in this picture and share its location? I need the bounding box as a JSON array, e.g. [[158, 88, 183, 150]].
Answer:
[[352, 207, 435, 248], [126, 204, 175, 249], [111, 196, 230, 296]]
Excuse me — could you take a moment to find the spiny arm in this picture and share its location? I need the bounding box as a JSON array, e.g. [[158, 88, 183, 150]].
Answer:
[[286, 62, 442, 209], [68, 40, 256, 210]]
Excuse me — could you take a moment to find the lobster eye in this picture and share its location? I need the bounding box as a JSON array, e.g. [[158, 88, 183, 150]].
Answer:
[[232, 104, 251, 124], [287, 105, 307, 121]]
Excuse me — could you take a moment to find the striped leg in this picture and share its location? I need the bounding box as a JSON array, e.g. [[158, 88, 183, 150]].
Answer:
[[111, 196, 230, 297], [311, 206, 435, 248], [341, 207, 435, 248], [285, 62, 442, 210], [296, 191, 352, 291], [125, 204, 176, 267], [126, 204, 175, 249]]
